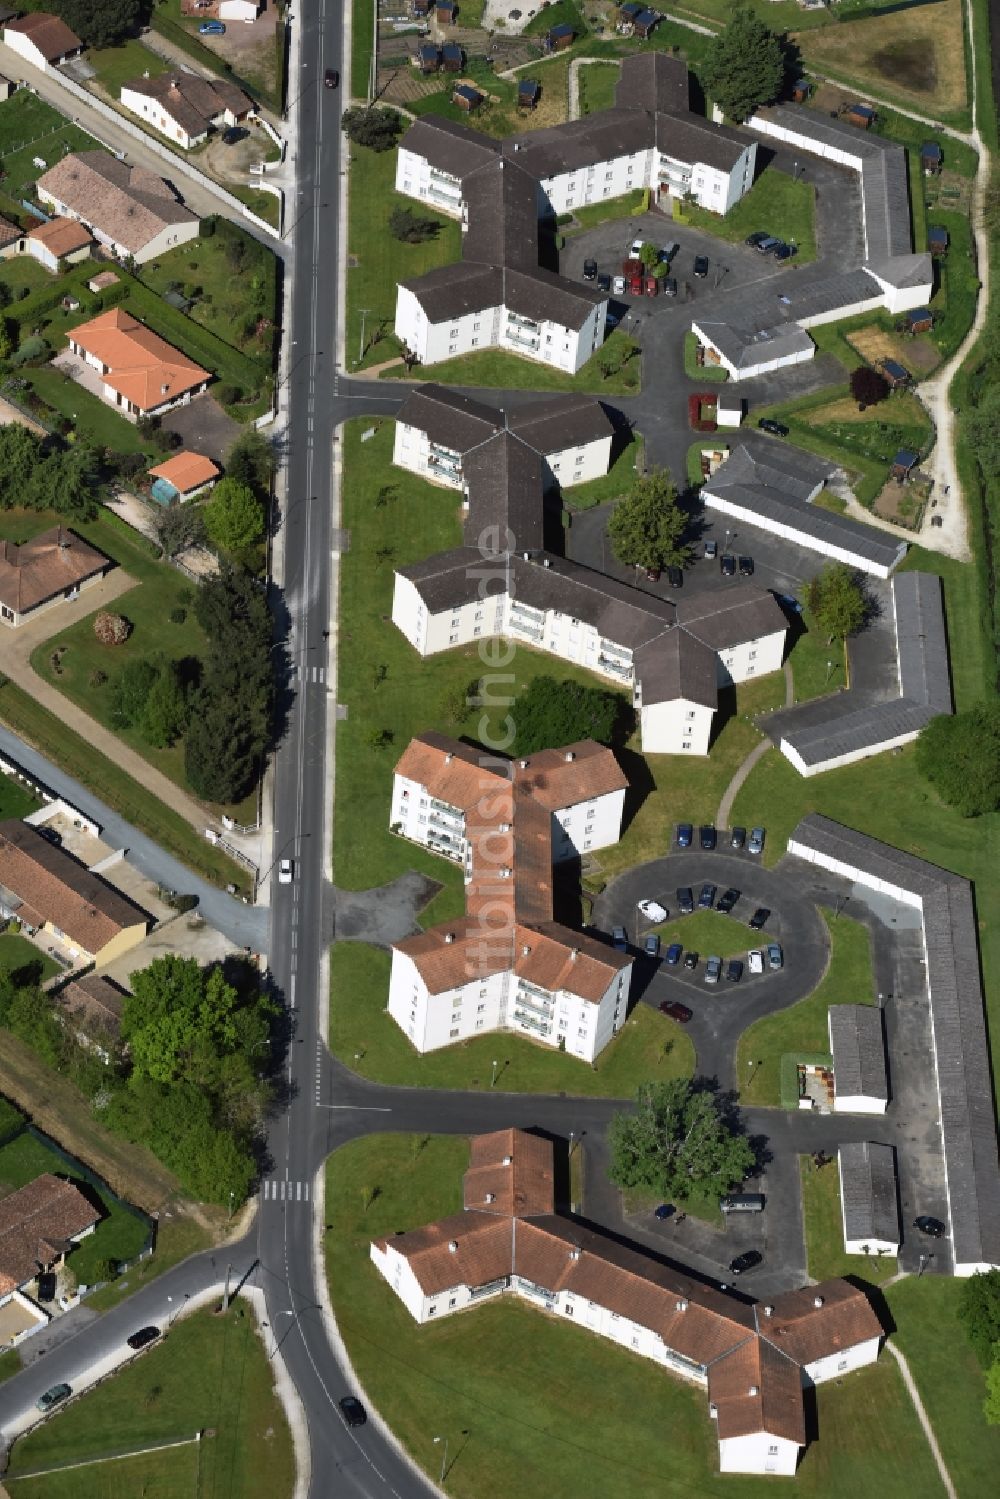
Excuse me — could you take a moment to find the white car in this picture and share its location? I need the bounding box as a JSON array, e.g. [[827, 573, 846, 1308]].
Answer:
[[637, 898, 667, 924], [629, 238, 645, 257], [278, 858, 293, 885], [748, 949, 764, 975], [612, 274, 626, 295]]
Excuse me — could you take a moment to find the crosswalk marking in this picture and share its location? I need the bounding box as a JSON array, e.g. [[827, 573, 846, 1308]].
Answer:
[[309, 665, 325, 683], [262, 1178, 309, 1202]]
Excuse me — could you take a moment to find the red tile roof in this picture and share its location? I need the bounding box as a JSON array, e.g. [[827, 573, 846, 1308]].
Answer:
[[0, 526, 109, 615], [26, 216, 92, 257], [0, 1174, 99, 1296], [756, 1279, 884, 1365], [0, 820, 149, 955], [5, 13, 82, 62], [69, 308, 209, 413]]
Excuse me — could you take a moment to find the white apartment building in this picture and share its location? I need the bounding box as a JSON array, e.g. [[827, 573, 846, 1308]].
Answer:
[[370, 1129, 885, 1478]]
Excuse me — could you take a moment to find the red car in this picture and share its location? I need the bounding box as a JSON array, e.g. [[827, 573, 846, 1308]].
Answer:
[[659, 1000, 693, 1024]]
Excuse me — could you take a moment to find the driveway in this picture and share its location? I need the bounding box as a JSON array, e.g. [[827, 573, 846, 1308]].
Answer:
[[159, 392, 241, 463]]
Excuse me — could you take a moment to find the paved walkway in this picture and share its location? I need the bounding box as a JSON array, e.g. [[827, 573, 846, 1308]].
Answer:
[[886, 1338, 957, 1499], [715, 660, 792, 826]]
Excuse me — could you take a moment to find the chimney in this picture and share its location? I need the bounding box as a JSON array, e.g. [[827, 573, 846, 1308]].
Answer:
[[444, 932, 456, 944], [709, 1403, 718, 1419], [543, 558, 552, 568], [161, 383, 169, 395], [448, 1240, 458, 1252], [522, 551, 531, 561], [675, 1299, 687, 1312], [569, 1247, 581, 1260], [57, 531, 70, 550], [748, 1385, 759, 1398], [485, 1192, 494, 1203], [563, 751, 575, 762], [522, 944, 531, 957], [519, 759, 528, 769], [813, 1295, 824, 1309], [445, 753, 453, 764], [570, 947, 578, 962], [763, 1305, 773, 1317], [502, 1155, 512, 1166]]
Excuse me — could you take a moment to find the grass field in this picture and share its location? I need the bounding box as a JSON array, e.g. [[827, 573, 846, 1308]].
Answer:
[[0, 934, 59, 984], [8, 1442, 202, 1498], [797, 0, 969, 118], [579, 61, 620, 117], [799, 1154, 896, 1283], [0, 93, 96, 220], [6, 1307, 294, 1499], [351, 0, 375, 97], [650, 907, 774, 959], [16, 365, 155, 455], [329, 941, 694, 1095], [684, 331, 729, 381], [326, 1132, 942, 1499], [139, 223, 279, 370], [85, 39, 171, 95], [562, 434, 643, 510], [678, 170, 817, 264], [736, 910, 873, 1107], [0, 770, 40, 821], [382, 329, 642, 394], [568, 187, 648, 233]]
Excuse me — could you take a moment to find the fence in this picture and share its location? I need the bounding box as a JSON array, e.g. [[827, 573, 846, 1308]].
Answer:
[[0, 752, 99, 834]]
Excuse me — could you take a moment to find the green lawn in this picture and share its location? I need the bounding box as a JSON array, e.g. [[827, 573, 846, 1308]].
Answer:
[[799, 1155, 896, 1283], [0, 1348, 21, 1385], [562, 434, 643, 510], [621, 1176, 724, 1228], [85, 39, 171, 95], [684, 330, 729, 381], [0, 933, 59, 984], [677, 170, 817, 264], [329, 941, 694, 1096], [0, 94, 96, 220], [352, 0, 375, 98], [928, 208, 979, 360], [786, 607, 848, 703], [409, 57, 523, 135], [383, 329, 642, 395], [326, 1132, 942, 1499], [18, 365, 153, 457], [9, 1443, 202, 1497], [231, 185, 281, 231], [346, 142, 462, 373], [736, 910, 873, 1108], [6, 1307, 294, 1499], [0, 770, 40, 821], [0, 258, 54, 301], [0, 1126, 149, 1284], [523, 0, 586, 37], [568, 186, 648, 233], [579, 61, 621, 116], [650, 907, 773, 959], [887, 1277, 1000, 1498]]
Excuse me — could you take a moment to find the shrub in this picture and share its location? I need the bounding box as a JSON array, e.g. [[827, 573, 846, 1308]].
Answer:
[[170, 606, 187, 625], [88, 669, 107, 688], [93, 611, 132, 646]]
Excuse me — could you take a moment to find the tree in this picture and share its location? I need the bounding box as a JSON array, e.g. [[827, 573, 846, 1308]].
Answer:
[[111, 658, 159, 728], [155, 503, 204, 560], [94, 611, 131, 646], [702, 7, 786, 122], [508, 675, 628, 754], [202, 477, 266, 557], [958, 1270, 1000, 1366], [638, 243, 659, 272], [225, 429, 273, 499], [122, 957, 241, 1086], [0, 319, 15, 361], [140, 663, 188, 748], [608, 470, 689, 572], [985, 1349, 1000, 1425], [50, 0, 140, 47], [389, 206, 441, 243], [807, 563, 867, 642], [342, 106, 403, 153], [916, 702, 1000, 817], [849, 366, 890, 410], [608, 1080, 756, 1199], [965, 382, 1000, 482]]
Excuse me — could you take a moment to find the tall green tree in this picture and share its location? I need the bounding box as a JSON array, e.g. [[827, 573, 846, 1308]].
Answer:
[[225, 429, 273, 499], [140, 663, 188, 748], [985, 1349, 1000, 1425], [122, 956, 241, 1086], [807, 563, 867, 642], [111, 658, 160, 729], [959, 1270, 1000, 1367], [916, 703, 1000, 818], [202, 477, 266, 557], [507, 675, 630, 754], [702, 7, 786, 122], [608, 1079, 756, 1198], [608, 470, 689, 572], [50, 0, 140, 48]]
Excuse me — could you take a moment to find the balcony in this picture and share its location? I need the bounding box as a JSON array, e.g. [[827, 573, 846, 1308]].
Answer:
[[507, 312, 540, 332], [508, 617, 543, 642], [428, 448, 462, 474], [597, 654, 633, 682], [470, 1277, 509, 1301], [430, 798, 463, 821], [512, 1009, 553, 1037], [514, 990, 555, 1021], [505, 331, 540, 352], [427, 183, 461, 208]]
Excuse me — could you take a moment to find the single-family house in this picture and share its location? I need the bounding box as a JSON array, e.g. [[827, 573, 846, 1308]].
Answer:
[[0, 527, 111, 630], [0, 820, 150, 968], [891, 448, 919, 480], [35, 152, 200, 264], [920, 141, 943, 174], [906, 307, 933, 334], [120, 72, 255, 150], [21, 216, 92, 272], [148, 450, 220, 503], [3, 13, 83, 69], [880, 357, 911, 389], [0, 213, 21, 257], [67, 308, 210, 420], [54, 972, 127, 1059], [842, 103, 875, 129], [927, 225, 949, 258], [547, 22, 575, 49], [453, 84, 483, 112], [0, 1175, 99, 1308], [518, 79, 539, 111], [838, 1142, 900, 1256]]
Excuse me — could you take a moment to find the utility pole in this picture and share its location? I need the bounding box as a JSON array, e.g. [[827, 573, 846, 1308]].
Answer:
[[358, 308, 371, 366], [222, 1262, 233, 1313]]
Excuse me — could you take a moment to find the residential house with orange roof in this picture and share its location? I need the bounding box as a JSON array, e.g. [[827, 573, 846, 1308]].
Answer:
[[148, 450, 220, 503], [0, 526, 111, 629], [387, 733, 632, 1060], [67, 308, 210, 420], [370, 1129, 885, 1477]]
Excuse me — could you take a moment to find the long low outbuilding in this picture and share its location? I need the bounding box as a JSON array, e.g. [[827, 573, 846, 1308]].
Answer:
[[838, 1141, 900, 1256], [829, 1004, 889, 1113]]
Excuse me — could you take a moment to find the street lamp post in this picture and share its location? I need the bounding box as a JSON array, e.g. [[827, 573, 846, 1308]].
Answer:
[[167, 1292, 190, 1327], [491, 1058, 499, 1088], [358, 307, 371, 366], [433, 1434, 449, 1484], [825, 658, 835, 686]]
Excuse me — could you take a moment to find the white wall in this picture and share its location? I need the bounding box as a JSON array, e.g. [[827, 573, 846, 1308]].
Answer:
[[396, 145, 463, 218], [703, 489, 904, 580], [718, 1433, 799, 1477], [535, 148, 654, 217], [544, 433, 613, 486], [718, 630, 786, 686], [864, 267, 934, 314], [833, 1090, 889, 1115], [551, 787, 625, 860], [35, 186, 198, 263], [120, 86, 204, 150], [392, 418, 466, 490], [786, 838, 924, 909], [780, 727, 924, 777], [798, 292, 890, 330], [639, 697, 714, 755], [803, 1335, 881, 1385]]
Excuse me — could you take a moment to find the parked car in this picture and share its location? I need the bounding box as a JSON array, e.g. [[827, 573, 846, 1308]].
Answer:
[[666, 565, 683, 588], [36, 1384, 71, 1413], [730, 826, 746, 850], [729, 1250, 763, 1275], [748, 826, 766, 856], [222, 126, 248, 145], [654, 1203, 675, 1220], [757, 418, 789, 437], [705, 955, 722, 984], [745, 231, 770, 248], [199, 19, 226, 32], [660, 241, 680, 262], [583, 259, 598, 281], [716, 887, 741, 915], [748, 907, 770, 931], [748, 949, 764, 975], [597, 272, 611, 293], [767, 942, 783, 970], [738, 555, 754, 577], [684, 950, 699, 970], [127, 1325, 161, 1351], [698, 883, 717, 910], [677, 886, 694, 914], [37, 826, 61, 846], [913, 1215, 945, 1237], [699, 824, 717, 851], [676, 822, 693, 848], [278, 858, 294, 885], [36, 1272, 56, 1302], [773, 242, 797, 261], [777, 593, 802, 614], [638, 898, 668, 923], [324, 68, 339, 88], [665, 942, 683, 966], [693, 254, 709, 278], [612, 275, 627, 295], [663, 276, 678, 298], [645, 564, 662, 582], [645, 933, 661, 960], [725, 958, 744, 982], [660, 999, 692, 1023], [755, 235, 782, 254], [612, 926, 628, 950], [720, 553, 736, 578], [704, 539, 718, 559], [629, 237, 645, 257], [339, 1396, 367, 1427]]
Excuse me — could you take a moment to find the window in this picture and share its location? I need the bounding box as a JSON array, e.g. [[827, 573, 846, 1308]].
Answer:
[[564, 1303, 574, 1316], [768, 1445, 779, 1456], [448, 344, 457, 354], [449, 633, 458, 644], [746, 666, 755, 676], [453, 996, 462, 1008], [475, 610, 484, 621], [429, 1305, 438, 1316], [682, 741, 691, 750], [578, 1027, 588, 1038], [475, 1019, 484, 1029], [1, 604, 14, 622], [587, 807, 596, 817], [449, 1028, 459, 1038], [605, 171, 613, 181], [449, 1297, 457, 1308], [450, 327, 459, 336], [749, 649, 757, 660], [474, 321, 481, 331], [479, 988, 487, 998], [477, 1003, 486, 1013], [686, 711, 696, 720], [471, 338, 479, 347], [473, 626, 482, 636], [401, 789, 409, 799]]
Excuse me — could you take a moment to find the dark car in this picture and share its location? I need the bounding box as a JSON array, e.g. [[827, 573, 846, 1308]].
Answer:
[[720, 553, 736, 578], [612, 926, 628, 950], [127, 1325, 161, 1351], [583, 258, 598, 281], [645, 933, 661, 960], [654, 1203, 675, 1220], [729, 1250, 763, 1275], [748, 906, 770, 931], [339, 1395, 367, 1427], [37, 825, 62, 846], [698, 883, 716, 910], [693, 254, 709, 278], [716, 887, 741, 914], [757, 418, 789, 437], [730, 827, 746, 850], [745, 231, 770, 249], [597, 272, 612, 293], [663, 276, 678, 298], [738, 555, 754, 577], [36, 1272, 56, 1302], [677, 886, 694, 914], [684, 950, 699, 970], [725, 958, 744, 982], [665, 942, 683, 966], [666, 565, 683, 588], [755, 235, 782, 254], [660, 999, 692, 1023], [676, 822, 693, 848], [773, 242, 797, 261], [914, 1215, 946, 1238], [324, 68, 339, 88], [700, 824, 717, 851], [222, 126, 249, 145], [748, 826, 766, 856], [36, 1383, 71, 1413], [704, 539, 718, 560]]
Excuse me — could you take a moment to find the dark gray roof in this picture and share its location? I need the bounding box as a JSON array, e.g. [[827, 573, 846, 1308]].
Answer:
[[504, 109, 654, 179], [676, 587, 788, 653], [504, 265, 602, 327], [635, 628, 718, 710], [463, 435, 545, 554], [506, 394, 615, 453], [790, 815, 1000, 1272], [405, 261, 601, 330], [706, 443, 833, 501], [866, 252, 933, 290], [397, 384, 500, 450], [694, 317, 815, 372], [399, 385, 613, 462], [399, 546, 484, 611], [777, 698, 936, 767], [616, 51, 689, 116], [829, 1005, 888, 1103], [398, 115, 500, 179], [893, 571, 952, 713], [401, 262, 504, 322], [461, 157, 539, 271], [838, 1141, 900, 1245], [655, 112, 749, 172]]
